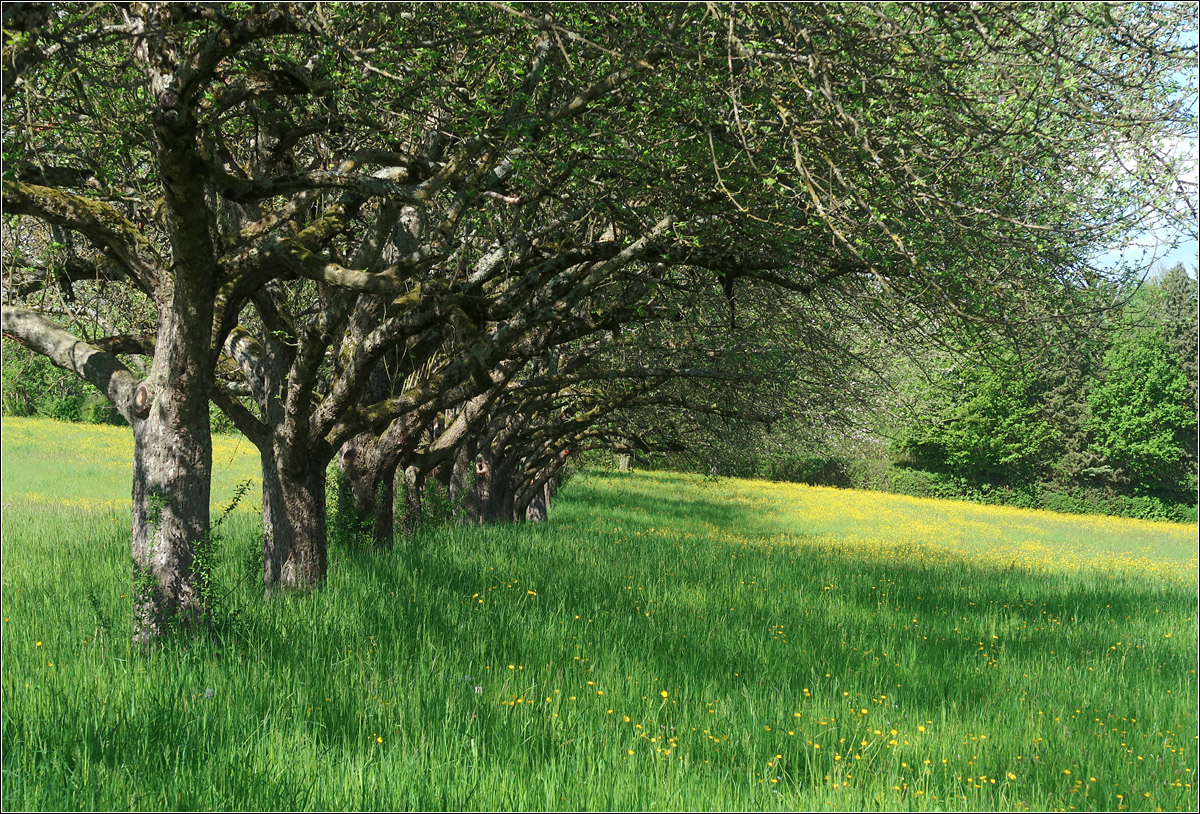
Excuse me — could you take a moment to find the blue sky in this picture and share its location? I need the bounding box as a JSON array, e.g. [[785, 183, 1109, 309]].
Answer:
[[1095, 234, 1199, 276], [1159, 238, 1199, 271], [1093, 21, 1198, 276]]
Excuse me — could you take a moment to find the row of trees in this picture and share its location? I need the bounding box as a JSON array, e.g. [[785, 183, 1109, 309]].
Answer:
[[3, 2, 1195, 647]]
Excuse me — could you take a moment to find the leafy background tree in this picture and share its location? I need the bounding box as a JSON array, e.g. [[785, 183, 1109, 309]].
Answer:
[[1088, 322, 1191, 495], [1087, 267, 1197, 504], [882, 265, 1198, 520]]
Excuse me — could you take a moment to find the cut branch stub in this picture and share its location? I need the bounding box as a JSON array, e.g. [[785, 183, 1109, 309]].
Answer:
[[132, 382, 151, 419]]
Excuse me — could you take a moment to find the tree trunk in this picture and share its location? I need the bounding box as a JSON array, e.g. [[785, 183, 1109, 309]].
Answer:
[[400, 465, 423, 535], [130, 400, 209, 651], [373, 465, 397, 548], [262, 446, 328, 593], [336, 432, 380, 546], [520, 459, 563, 523], [525, 481, 549, 522], [3, 298, 215, 653], [449, 445, 471, 505], [337, 433, 398, 550], [130, 257, 217, 648], [466, 453, 493, 524], [490, 471, 518, 524]]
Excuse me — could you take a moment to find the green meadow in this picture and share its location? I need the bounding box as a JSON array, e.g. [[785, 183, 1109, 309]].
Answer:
[[1, 417, 1196, 811]]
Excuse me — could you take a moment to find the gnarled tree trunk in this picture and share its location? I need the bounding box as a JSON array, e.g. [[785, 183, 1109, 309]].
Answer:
[[2, 299, 214, 653], [337, 431, 400, 550], [261, 444, 328, 593], [400, 465, 423, 535], [130, 391, 210, 650]]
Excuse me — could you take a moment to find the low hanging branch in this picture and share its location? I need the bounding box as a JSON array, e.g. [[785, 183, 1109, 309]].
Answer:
[[1, 305, 141, 422]]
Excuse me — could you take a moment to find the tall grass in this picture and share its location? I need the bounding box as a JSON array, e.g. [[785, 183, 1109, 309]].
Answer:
[[2, 417, 1196, 811]]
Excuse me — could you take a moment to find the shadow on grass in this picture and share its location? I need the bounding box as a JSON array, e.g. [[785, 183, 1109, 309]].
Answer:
[[308, 523, 1190, 735], [56, 470, 1193, 757]]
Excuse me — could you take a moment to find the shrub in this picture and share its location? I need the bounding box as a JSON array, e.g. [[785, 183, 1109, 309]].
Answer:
[[889, 467, 1196, 523], [765, 455, 854, 488], [82, 395, 127, 426], [44, 394, 84, 423], [888, 467, 965, 500]]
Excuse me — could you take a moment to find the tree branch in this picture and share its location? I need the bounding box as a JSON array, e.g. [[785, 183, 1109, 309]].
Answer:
[[2, 305, 140, 422], [2, 180, 162, 296]]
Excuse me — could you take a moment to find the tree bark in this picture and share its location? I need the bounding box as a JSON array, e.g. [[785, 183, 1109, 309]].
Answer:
[[130, 404, 208, 649], [449, 444, 473, 513], [128, 193, 218, 644], [466, 453, 493, 524], [262, 445, 328, 592], [525, 482, 549, 522], [337, 431, 399, 549], [220, 321, 333, 594], [375, 465, 398, 545], [400, 465, 423, 535], [337, 432, 378, 543], [490, 467, 518, 524]]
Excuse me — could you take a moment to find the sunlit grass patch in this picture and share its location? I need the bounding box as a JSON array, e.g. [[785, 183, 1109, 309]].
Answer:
[[1, 416, 261, 513], [569, 470, 1198, 583]]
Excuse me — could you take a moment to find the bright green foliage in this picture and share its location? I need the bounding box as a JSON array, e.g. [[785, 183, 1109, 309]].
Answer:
[[881, 268, 1198, 515], [1087, 324, 1194, 498], [1, 343, 62, 416], [1160, 266, 1199, 391], [900, 364, 1059, 484], [1159, 265, 1199, 477]]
